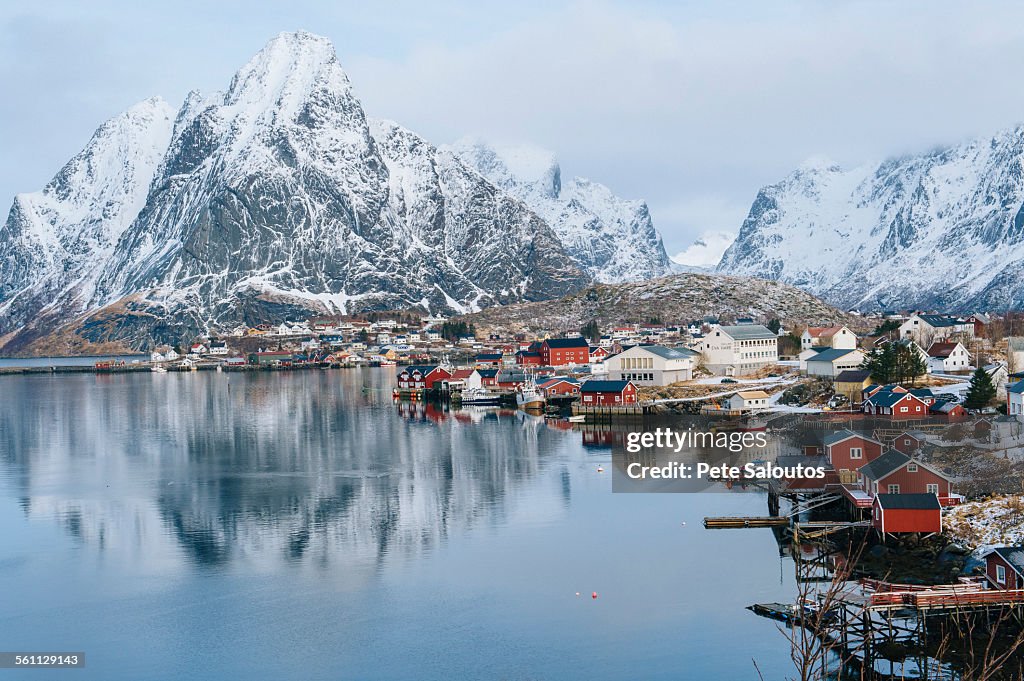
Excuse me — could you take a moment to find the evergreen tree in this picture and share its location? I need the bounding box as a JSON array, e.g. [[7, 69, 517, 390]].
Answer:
[[580, 320, 601, 343], [863, 342, 927, 385], [766, 318, 782, 334], [892, 343, 928, 385], [863, 344, 895, 384], [964, 367, 997, 409]]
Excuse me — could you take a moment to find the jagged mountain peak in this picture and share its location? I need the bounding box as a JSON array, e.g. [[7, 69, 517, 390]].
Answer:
[[449, 138, 671, 283], [718, 122, 1024, 311], [0, 32, 676, 353]]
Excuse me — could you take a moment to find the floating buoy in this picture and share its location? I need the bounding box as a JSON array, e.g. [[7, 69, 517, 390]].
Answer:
[[680, 521, 686, 526], [575, 592, 580, 597], [596, 466, 604, 473], [591, 592, 598, 600]]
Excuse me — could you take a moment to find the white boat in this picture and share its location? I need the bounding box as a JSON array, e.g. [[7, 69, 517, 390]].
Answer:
[[567, 414, 586, 423], [516, 382, 545, 410], [461, 388, 502, 406], [151, 366, 168, 373]]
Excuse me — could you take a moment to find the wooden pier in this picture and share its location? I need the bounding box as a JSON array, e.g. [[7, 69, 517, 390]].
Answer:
[[703, 516, 790, 529]]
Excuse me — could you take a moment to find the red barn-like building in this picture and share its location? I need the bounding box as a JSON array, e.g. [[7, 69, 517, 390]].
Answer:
[[824, 430, 884, 480], [396, 365, 452, 390], [857, 451, 956, 505], [579, 380, 637, 406], [983, 547, 1024, 590], [541, 338, 590, 366], [872, 494, 942, 535], [538, 378, 581, 397], [890, 431, 925, 455], [515, 350, 544, 367], [863, 390, 930, 419]]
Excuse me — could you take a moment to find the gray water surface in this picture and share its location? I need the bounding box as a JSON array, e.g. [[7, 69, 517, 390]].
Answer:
[[0, 369, 797, 680]]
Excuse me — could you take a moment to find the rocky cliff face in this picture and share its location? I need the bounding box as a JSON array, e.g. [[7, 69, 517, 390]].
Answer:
[[451, 140, 673, 283], [0, 32, 592, 351], [718, 129, 1024, 312]]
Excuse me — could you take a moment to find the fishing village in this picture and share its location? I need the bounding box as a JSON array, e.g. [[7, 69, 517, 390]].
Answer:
[[7, 308, 1024, 678]]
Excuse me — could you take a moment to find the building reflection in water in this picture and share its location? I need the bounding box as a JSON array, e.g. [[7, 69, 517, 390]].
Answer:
[[0, 370, 583, 579]]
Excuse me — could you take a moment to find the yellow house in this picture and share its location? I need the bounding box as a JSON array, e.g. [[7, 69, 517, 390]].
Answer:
[[833, 369, 873, 404]]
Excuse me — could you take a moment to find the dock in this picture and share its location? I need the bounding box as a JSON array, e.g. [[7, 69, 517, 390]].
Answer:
[[703, 516, 790, 529]]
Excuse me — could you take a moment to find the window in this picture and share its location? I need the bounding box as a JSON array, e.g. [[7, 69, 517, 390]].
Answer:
[[907, 463, 918, 472], [926, 483, 939, 495], [900, 406, 908, 413], [998, 565, 1007, 584], [887, 484, 900, 494], [850, 447, 863, 459], [904, 438, 912, 446]]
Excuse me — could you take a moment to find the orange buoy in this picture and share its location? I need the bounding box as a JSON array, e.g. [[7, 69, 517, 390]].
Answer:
[[591, 592, 598, 600]]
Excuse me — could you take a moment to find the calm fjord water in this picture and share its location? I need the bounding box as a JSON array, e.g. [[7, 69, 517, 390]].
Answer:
[[0, 369, 797, 680]]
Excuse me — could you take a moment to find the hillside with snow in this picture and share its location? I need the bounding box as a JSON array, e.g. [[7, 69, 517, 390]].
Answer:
[[456, 272, 854, 333], [717, 133, 1024, 311]]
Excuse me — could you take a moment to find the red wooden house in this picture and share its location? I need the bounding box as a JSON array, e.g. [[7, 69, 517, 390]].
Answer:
[[537, 377, 581, 397], [396, 365, 452, 390], [515, 350, 544, 366], [589, 346, 610, 362], [476, 368, 499, 387], [890, 431, 925, 455], [541, 338, 590, 366], [857, 450, 956, 505], [863, 389, 929, 419], [983, 547, 1024, 589], [824, 430, 884, 480], [579, 380, 638, 406], [929, 400, 966, 418], [872, 493, 942, 535]]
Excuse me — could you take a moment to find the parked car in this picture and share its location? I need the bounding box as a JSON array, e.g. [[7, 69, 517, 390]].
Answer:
[[721, 378, 738, 384]]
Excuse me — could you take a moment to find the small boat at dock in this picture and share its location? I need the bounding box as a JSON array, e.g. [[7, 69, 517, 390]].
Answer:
[[460, 388, 502, 406], [515, 380, 545, 411]]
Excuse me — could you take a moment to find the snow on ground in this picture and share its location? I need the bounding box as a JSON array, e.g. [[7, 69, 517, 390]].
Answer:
[[945, 496, 1024, 553]]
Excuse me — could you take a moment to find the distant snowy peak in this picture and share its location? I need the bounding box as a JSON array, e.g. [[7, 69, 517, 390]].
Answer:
[[450, 139, 672, 283], [718, 126, 1024, 311]]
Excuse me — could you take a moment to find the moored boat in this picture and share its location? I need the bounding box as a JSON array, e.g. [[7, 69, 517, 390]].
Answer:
[[460, 388, 502, 406], [516, 382, 545, 411]]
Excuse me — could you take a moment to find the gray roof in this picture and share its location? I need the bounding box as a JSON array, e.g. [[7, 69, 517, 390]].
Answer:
[[1009, 337, 1024, 353], [835, 369, 872, 383], [823, 429, 878, 447], [719, 324, 776, 340], [858, 450, 911, 481], [806, 348, 859, 363], [636, 344, 698, 360], [918, 314, 960, 328], [991, 547, 1024, 576], [876, 493, 941, 510]]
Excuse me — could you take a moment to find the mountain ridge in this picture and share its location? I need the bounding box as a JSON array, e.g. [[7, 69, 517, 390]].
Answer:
[[718, 126, 1024, 311], [3, 31, 683, 352]]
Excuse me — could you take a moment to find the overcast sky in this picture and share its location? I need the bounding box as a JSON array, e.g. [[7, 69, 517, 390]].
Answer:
[[4, 1, 1024, 265]]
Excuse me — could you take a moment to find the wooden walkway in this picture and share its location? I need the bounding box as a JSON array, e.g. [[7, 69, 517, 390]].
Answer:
[[703, 516, 789, 529]]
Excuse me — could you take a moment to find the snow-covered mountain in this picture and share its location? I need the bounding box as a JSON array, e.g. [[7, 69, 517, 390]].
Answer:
[[451, 140, 672, 283], [718, 131, 1024, 312], [0, 31, 594, 352]]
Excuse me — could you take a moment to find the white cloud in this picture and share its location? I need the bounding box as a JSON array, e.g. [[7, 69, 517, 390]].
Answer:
[[5, 1, 1024, 252], [671, 231, 736, 269]]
